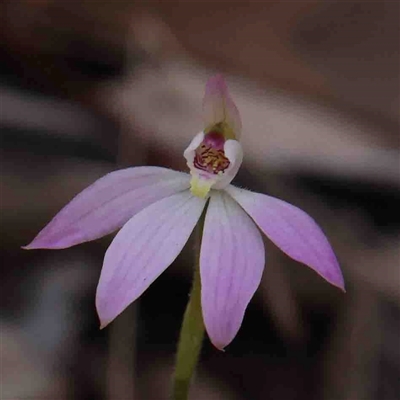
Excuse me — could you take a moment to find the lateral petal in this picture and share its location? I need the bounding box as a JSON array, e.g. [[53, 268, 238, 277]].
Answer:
[[96, 191, 206, 328], [200, 191, 265, 350], [24, 167, 190, 249], [226, 186, 345, 290]]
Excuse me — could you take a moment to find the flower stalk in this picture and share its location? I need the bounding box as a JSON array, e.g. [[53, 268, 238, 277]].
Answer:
[[172, 212, 206, 400]]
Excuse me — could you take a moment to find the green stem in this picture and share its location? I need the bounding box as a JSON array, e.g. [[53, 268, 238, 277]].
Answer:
[[172, 215, 205, 400]]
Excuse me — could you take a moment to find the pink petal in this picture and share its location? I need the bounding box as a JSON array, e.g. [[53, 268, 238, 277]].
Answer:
[[226, 186, 345, 290], [24, 167, 190, 249], [200, 191, 265, 350], [203, 75, 242, 139], [96, 190, 206, 328]]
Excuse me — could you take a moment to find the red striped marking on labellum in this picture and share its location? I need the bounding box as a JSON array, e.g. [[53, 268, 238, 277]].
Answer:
[[193, 131, 230, 175]]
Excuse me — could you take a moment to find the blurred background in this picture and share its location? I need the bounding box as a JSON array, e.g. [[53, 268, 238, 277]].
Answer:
[[1, 1, 399, 399]]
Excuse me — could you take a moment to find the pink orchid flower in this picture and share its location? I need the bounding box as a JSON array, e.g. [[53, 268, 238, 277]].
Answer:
[[24, 75, 344, 350]]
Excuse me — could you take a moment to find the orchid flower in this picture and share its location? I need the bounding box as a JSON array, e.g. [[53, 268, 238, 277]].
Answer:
[[24, 75, 344, 350]]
